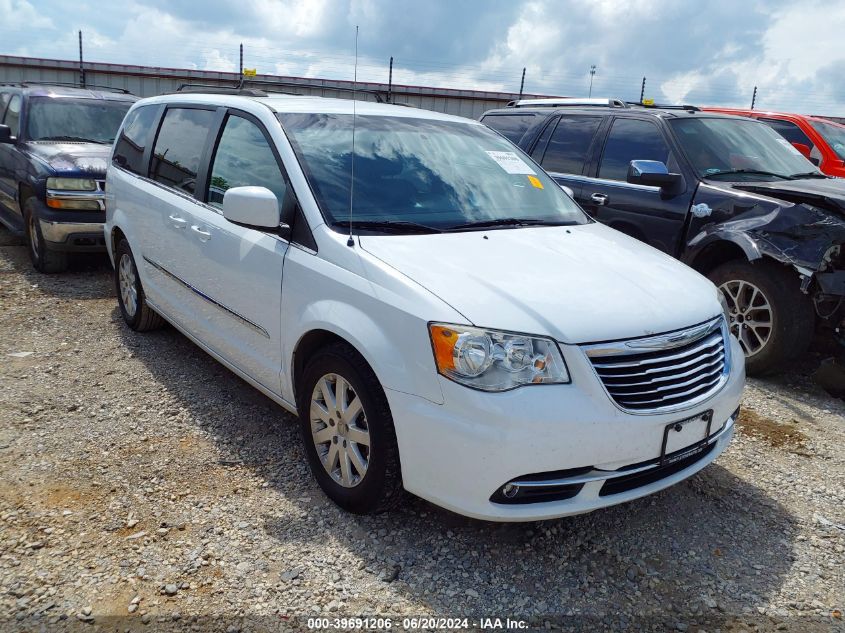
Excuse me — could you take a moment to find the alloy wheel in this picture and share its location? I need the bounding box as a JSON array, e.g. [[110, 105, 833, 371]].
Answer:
[[118, 253, 138, 318], [719, 279, 773, 357], [310, 373, 370, 488], [28, 214, 39, 260]]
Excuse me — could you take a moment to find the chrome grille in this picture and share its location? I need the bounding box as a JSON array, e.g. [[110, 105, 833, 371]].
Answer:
[[582, 318, 728, 413]]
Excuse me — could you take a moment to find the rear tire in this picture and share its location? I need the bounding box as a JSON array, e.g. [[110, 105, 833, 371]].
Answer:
[[297, 342, 404, 514], [709, 259, 814, 376], [114, 238, 165, 332], [24, 199, 68, 274]]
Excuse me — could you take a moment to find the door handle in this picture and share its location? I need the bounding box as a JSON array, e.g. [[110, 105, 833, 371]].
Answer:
[[590, 193, 609, 206], [191, 225, 211, 242], [169, 214, 187, 229]]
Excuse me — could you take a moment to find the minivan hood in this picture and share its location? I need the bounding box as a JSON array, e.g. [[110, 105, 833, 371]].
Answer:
[[360, 223, 720, 344], [23, 141, 110, 176]]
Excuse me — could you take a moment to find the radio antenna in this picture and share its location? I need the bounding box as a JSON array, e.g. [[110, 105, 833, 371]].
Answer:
[[347, 25, 359, 248]]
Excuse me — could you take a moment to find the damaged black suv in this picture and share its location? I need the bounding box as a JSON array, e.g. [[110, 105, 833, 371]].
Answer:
[[0, 84, 135, 272], [482, 99, 845, 375]]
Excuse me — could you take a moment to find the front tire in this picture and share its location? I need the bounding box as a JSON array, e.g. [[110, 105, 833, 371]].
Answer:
[[24, 199, 68, 273], [297, 342, 403, 514], [709, 259, 814, 376], [114, 238, 164, 332]]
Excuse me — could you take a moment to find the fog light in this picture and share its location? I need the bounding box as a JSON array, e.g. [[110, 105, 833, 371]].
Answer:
[[501, 483, 519, 498]]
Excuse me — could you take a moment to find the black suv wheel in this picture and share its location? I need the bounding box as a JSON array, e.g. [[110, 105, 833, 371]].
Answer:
[[23, 199, 68, 273]]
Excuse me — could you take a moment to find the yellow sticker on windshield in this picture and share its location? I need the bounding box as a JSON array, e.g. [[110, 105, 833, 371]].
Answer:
[[527, 175, 543, 189]]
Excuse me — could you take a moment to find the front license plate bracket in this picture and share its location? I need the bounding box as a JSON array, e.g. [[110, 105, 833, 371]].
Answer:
[[660, 410, 714, 466]]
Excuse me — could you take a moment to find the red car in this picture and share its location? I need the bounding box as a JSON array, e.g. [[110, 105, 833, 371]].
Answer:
[[703, 107, 845, 177]]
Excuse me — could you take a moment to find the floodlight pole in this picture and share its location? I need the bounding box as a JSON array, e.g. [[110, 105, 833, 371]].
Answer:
[[588, 65, 596, 98], [388, 56, 393, 103], [238, 43, 244, 88], [518, 67, 525, 99]]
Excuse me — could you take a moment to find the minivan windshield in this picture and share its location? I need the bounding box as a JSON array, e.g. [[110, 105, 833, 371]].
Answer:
[[26, 97, 132, 144], [811, 120, 845, 161], [278, 113, 587, 233], [669, 117, 819, 181]]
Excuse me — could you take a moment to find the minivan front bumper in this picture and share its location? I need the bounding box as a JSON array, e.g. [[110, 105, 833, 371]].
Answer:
[[388, 336, 744, 522]]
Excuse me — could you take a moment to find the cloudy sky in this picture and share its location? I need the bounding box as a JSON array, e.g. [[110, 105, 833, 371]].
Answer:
[[2, 0, 845, 115]]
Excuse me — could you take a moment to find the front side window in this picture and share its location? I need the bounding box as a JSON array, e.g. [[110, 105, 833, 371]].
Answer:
[[113, 105, 159, 175], [4, 95, 22, 137], [279, 113, 588, 232], [481, 114, 536, 143], [150, 108, 216, 195], [670, 117, 817, 180], [811, 120, 845, 161], [25, 97, 130, 143], [207, 115, 286, 208], [599, 118, 673, 181], [540, 116, 601, 175], [759, 118, 815, 152]]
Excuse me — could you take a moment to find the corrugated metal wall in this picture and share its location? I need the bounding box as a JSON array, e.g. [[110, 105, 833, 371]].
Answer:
[[0, 54, 552, 120]]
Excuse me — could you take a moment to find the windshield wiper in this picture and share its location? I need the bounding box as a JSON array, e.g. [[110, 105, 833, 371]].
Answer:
[[37, 135, 107, 144], [703, 169, 791, 180], [446, 217, 573, 230], [789, 171, 829, 179], [332, 220, 442, 234]]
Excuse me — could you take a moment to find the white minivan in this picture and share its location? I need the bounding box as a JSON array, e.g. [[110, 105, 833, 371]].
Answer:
[[105, 90, 744, 521]]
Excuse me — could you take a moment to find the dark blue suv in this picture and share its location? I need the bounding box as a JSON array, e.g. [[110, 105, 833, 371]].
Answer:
[[0, 84, 135, 272]]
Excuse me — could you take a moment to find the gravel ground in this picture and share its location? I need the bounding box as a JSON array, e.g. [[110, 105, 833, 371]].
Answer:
[[1, 227, 843, 633]]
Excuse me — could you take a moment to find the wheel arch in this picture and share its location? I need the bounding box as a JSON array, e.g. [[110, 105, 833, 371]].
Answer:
[[686, 239, 749, 274]]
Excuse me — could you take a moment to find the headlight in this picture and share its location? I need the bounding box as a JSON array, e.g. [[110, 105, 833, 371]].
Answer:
[[717, 287, 731, 323], [429, 323, 570, 391], [46, 177, 97, 191]]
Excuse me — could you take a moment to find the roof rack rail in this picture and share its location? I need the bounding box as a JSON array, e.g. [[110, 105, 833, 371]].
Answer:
[[242, 78, 386, 103], [176, 83, 269, 97], [506, 97, 628, 108], [626, 101, 700, 112], [1, 81, 131, 94]]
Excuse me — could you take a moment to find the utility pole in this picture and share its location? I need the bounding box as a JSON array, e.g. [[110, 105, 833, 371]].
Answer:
[[640, 77, 646, 104], [238, 43, 244, 88], [387, 56, 393, 103], [750, 86, 757, 110], [588, 65, 596, 98], [518, 67, 526, 99], [78, 30, 85, 88]]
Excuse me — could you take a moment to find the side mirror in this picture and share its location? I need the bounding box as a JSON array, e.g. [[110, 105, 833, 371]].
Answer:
[[559, 184, 575, 198], [0, 124, 14, 144], [791, 142, 812, 160], [627, 160, 683, 192], [222, 186, 282, 229]]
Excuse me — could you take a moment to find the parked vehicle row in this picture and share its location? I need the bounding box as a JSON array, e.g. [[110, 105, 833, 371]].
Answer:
[[481, 98, 845, 376], [0, 84, 135, 272], [99, 90, 744, 521]]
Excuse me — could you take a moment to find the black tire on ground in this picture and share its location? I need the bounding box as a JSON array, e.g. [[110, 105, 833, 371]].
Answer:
[[709, 259, 815, 376], [297, 341, 404, 514], [114, 238, 165, 332], [23, 198, 68, 273]]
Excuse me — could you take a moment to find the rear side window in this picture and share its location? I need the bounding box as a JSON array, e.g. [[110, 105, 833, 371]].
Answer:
[[0, 93, 10, 120], [3, 95, 22, 137], [599, 118, 672, 181], [207, 114, 286, 209], [150, 108, 216, 195], [481, 113, 535, 143], [113, 105, 159, 175], [540, 116, 601, 175]]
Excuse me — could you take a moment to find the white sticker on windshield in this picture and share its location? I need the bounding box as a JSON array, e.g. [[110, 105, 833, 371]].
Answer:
[[485, 151, 536, 175], [776, 137, 803, 156]]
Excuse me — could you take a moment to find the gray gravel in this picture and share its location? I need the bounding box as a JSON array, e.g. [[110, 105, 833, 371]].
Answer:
[[1, 228, 843, 632]]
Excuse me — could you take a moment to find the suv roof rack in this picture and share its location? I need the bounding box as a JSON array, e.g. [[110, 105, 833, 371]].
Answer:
[[506, 97, 628, 108], [0, 81, 132, 94], [176, 83, 270, 97], [627, 101, 700, 112]]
